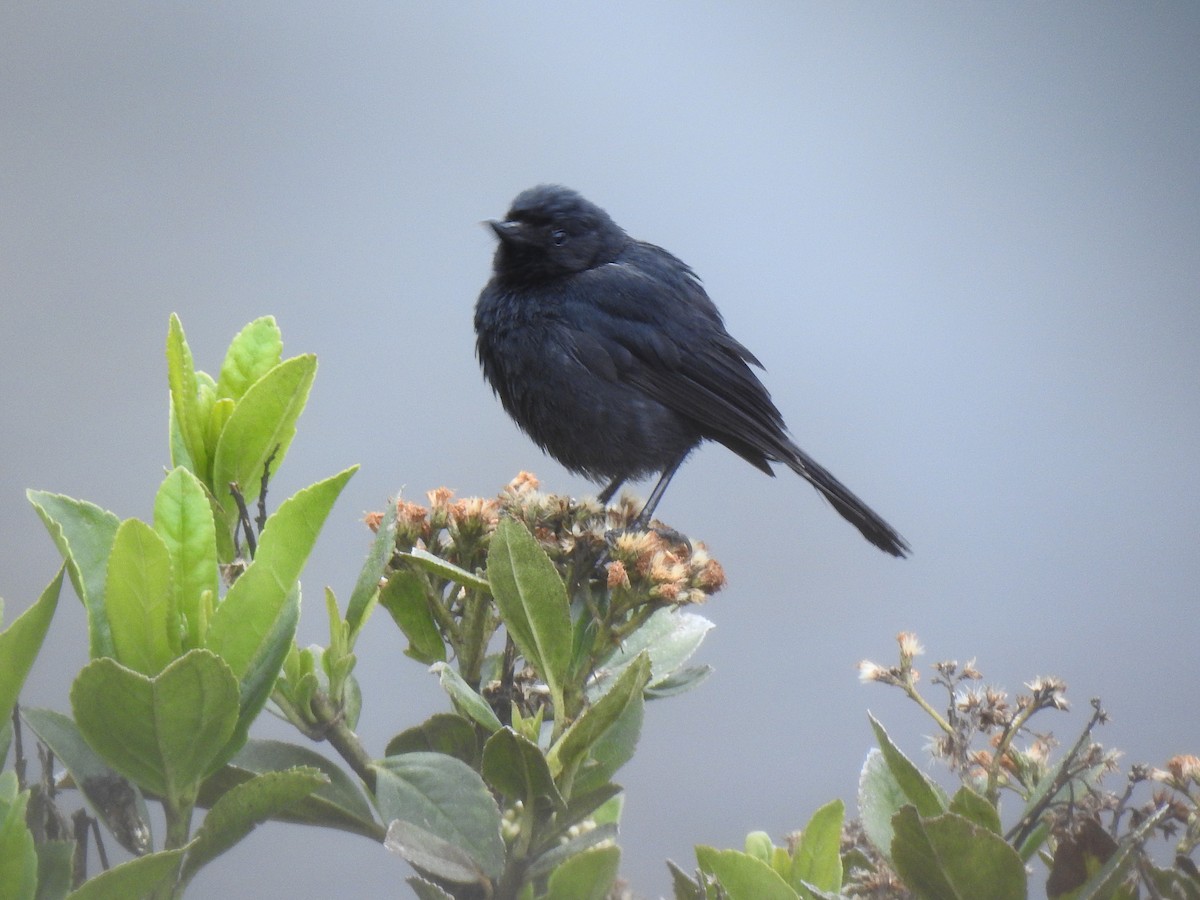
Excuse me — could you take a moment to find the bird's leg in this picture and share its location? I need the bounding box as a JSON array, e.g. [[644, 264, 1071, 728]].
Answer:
[[598, 455, 691, 564], [597, 476, 625, 505], [633, 454, 685, 528]]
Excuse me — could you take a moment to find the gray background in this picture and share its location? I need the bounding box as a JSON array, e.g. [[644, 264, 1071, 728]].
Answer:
[[3, 4, 1198, 897]]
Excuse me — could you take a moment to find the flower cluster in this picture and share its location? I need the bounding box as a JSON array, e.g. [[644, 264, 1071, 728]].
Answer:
[[367, 472, 725, 610], [853, 633, 1200, 895], [605, 529, 725, 606]]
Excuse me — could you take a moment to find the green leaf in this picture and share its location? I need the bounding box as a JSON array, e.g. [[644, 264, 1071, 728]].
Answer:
[[198, 739, 380, 839], [1017, 750, 1112, 854], [181, 767, 327, 884], [1015, 819, 1051, 863], [206, 467, 356, 757], [744, 831, 774, 863], [167, 312, 210, 483], [695, 846, 799, 900], [215, 317, 283, 402], [570, 683, 643, 796], [890, 806, 1025, 900], [869, 715, 946, 815], [644, 665, 712, 699], [35, 838, 74, 900], [0, 568, 63, 723], [555, 782, 623, 838], [1143, 862, 1200, 900], [430, 663, 502, 733], [543, 845, 621, 900], [377, 752, 505, 883], [591, 608, 713, 699], [194, 374, 217, 472], [385, 714, 479, 767], [1068, 806, 1172, 900], [21, 708, 153, 856], [857, 749, 907, 861], [105, 519, 177, 675], [205, 397, 235, 460], [206, 467, 355, 678], [210, 354, 317, 533], [400, 548, 491, 593], [64, 849, 183, 900], [790, 799, 844, 894], [71, 650, 240, 804], [527, 822, 619, 880], [26, 491, 120, 658], [667, 860, 706, 900], [380, 570, 446, 664], [154, 467, 218, 652], [948, 786, 1001, 835], [588, 791, 623, 827], [346, 496, 398, 634], [169, 395, 193, 472], [1047, 818, 1117, 900], [387, 820, 491, 888], [487, 520, 572, 716], [0, 773, 37, 900], [547, 652, 650, 782], [407, 878, 455, 900], [481, 728, 564, 812]]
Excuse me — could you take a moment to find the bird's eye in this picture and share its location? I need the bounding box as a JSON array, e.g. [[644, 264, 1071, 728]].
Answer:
[[551, 228, 568, 246]]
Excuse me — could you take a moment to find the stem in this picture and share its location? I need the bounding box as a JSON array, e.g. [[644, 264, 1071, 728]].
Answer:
[[902, 674, 954, 736], [148, 797, 193, 900], [427, 578, 463, 648], [458, 587, 494, 688], [1006, 701, 1106, 846], [494, 857, 529, 900], [608, 602, 661, 646], [310, 690, 377, 793], [163, 797, 193, 851], [548, 687, 569, 744]]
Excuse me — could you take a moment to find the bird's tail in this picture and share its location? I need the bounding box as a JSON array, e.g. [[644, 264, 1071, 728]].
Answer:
[[783, 443, 910, 557]]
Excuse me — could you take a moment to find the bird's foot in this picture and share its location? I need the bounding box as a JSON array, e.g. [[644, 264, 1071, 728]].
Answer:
[[604, 522, 693, 556]]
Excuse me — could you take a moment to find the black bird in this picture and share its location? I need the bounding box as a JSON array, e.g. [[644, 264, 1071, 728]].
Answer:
[[474, 185, 909, 557]]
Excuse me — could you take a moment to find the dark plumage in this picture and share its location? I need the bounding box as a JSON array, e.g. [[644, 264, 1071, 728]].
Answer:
[[474, 184, 909, 557]]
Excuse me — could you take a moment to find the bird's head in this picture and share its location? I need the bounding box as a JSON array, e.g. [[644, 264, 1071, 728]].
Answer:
[[487, 185, 627, 282]]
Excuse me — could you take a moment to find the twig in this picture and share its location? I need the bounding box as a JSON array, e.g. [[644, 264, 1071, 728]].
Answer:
[[90, 814, 109, 870], [12, 703, 25, 789], [229, 483, 257, 558], [257, 445, 279, 533], [228, 446, 280, 560], [1007, 699, 1107, 847]]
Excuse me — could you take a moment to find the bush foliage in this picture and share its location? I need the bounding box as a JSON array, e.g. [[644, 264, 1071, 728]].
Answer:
[[1, 317, 1195, 899]]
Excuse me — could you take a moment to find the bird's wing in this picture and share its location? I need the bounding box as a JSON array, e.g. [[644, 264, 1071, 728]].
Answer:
[[557, 258, 790, 469]]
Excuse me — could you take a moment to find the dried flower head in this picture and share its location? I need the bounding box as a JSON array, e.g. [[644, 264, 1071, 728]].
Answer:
[[1025, 676, 1070, 711], [426, 486, 454, 508], [1168, 754, 1200, 784], [897, 631, 924, 665], [692, 555, 726, 593], [448, 496, 501, 532], [857, 660, 902, 686], [505, 471, 540, 495], [392, 498, 432, 546], [606, 560, 630, 590]]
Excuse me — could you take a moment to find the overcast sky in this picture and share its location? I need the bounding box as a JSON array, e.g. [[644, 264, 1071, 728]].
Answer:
[[3, 4, 1198, 897]]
